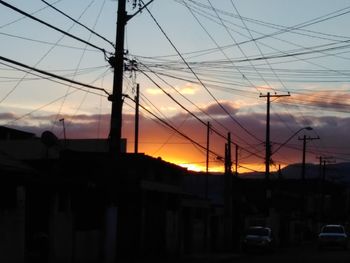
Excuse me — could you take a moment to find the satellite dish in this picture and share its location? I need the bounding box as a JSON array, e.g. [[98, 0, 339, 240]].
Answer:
[[41, 130, 58, 148]]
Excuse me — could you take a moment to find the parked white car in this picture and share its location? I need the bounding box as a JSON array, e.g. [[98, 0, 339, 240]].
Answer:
[[318, 224, 348, 250], [241, 226, 275, 252]]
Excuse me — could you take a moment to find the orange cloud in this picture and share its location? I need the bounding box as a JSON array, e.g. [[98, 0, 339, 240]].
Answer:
[[4, 102, 350, 174]]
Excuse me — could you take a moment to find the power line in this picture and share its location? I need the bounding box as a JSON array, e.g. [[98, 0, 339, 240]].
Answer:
[[2, 63, 109, 127], [0, 65, 108, 83], [169, 0, 350, 62], [138, 62, 266, 155], [3, 88, 101, 127], [124, 98, 212, 161], [207, 0, 274, 92], [0, 32, 100, 53], [180, 1, 350, 72], [0, 0, 63, 29], [181, 1, 350, 87], [0, 0, 106, 104], [184, 0, 350, 42], [60, 68, 111, 138], [0, 61, 108, 98], [229, 0, 289, 93], [139, 3, 350, 132], [182, 0, 262, 94], [50, 0, 109, 132], [40, 0, 115, 48], [141, 0, 262, 143], [138, 67, 265, 161], [0, 0, 110, 55], [126, 95, 224, 160], [0, 55, 110, 95]]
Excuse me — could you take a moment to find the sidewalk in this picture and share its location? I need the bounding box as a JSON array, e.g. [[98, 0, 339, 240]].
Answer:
[[179, 253, 241, 263], [129, 253, 241, 263]]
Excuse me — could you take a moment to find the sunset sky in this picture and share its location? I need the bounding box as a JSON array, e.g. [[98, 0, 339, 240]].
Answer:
[[0, 0, 350, 173]]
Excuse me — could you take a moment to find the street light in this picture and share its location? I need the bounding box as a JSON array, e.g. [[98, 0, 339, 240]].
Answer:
[[264, 126, 313, 218], [59, 118, 67, 145], [271, 126, 313, 156]]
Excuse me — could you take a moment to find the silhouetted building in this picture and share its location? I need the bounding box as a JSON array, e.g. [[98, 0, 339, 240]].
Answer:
[[2, 126, 350, 262], [0, 126, 36, 140]]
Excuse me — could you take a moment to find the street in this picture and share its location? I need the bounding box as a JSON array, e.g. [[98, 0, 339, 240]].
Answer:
[[237, 245, 350, 263], [177, 244, 350, 263]]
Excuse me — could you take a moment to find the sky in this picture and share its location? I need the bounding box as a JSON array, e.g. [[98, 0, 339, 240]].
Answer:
[[0, 0, 350, 173]]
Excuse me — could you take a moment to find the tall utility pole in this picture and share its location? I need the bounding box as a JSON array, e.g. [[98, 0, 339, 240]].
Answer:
[[204, 121, 210, 251], [299, 135, 319, 180], [224, 133, 232, 217], [235, 144, 238, 177], [226, 133, 232, 174], [224, 133, 232, 220], [109, 0, 127, 156], [298, 134, 319, 226], [205, 122, 210, 199], [108, 0, 153, 156], [134, 84, 140, 153], [259, 92, 290, 181], [232, 142, 240, 250], [316, 156, 335, 220], [224, 133, 233, 250], [59, 118, 67, 145], [316, 156, 335, 182], [260, 92, 290, 216], [224, 141, 232, 209]]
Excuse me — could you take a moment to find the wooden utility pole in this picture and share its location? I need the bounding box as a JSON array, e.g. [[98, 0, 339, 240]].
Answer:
[[298, 135, 318, 229], [299, 135, 319, 180], [108, 0, 153, 156], [109, 0, 127, 156], [203, 121, 211, 252], [223, 133, 233, 250], [316, 156, 335, 221], [225, 133, 232, 174], [224, 133, 232, 218], [224, 133, 232, 214], [260, 92, 290, 216], [235, 144, 238, 177], [134, 84, 140, 153], [205, 122, 210, 199], [59, 118, 67, 145], [260, 92, 290, 181], [224, 133, 233, 218]]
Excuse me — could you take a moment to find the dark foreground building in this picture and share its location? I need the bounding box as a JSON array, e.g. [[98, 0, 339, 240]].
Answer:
[[1, 127, 350, 262], [0, 127, 224, 262]]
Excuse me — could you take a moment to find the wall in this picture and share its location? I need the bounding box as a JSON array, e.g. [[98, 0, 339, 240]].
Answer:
[[0, 186, 25, 263]]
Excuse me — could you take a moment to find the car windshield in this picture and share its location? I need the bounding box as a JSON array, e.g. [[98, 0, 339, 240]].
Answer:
[[246, 227, 269, 236], [322, 226, 344, 234]]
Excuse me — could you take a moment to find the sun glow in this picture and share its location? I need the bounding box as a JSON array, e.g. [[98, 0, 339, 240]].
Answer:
[[178, 163, 202, 172]]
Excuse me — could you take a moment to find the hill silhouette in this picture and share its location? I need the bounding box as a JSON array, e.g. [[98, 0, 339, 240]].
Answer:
[[241, 162, 350, 183]]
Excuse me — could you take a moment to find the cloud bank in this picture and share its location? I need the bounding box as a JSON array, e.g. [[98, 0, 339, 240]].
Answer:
[[2, 100, 349, 172]]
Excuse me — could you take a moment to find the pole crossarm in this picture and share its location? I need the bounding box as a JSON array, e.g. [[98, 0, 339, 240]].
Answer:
[[259, 93, 290, 99], [316, 156, 336, 164], [298, 136, 320, 141]]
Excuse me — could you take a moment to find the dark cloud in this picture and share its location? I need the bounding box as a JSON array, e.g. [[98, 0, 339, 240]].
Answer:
[[3, 110, 350, 169], [0, 112, 17, 120], [281, 91, 350, 112], [197, 101, 239, 118]]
